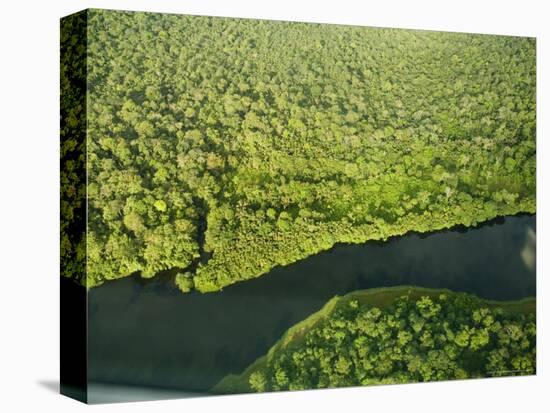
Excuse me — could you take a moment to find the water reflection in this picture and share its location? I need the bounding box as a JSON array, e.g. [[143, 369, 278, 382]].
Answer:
[[521, 227, 536, 271]]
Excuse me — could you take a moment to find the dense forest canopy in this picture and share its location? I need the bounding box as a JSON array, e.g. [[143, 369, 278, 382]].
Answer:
[[213, 287, 536, 393], [62, 10, 536, 290]]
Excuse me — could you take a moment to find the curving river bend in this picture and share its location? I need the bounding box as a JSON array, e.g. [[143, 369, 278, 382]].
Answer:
[[86, 214, 536, 402]]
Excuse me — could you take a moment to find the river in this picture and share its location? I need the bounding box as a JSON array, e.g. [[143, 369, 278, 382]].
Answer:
[[86, 214, 536, 402]]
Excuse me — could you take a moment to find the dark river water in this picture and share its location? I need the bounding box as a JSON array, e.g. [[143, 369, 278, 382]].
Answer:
[[87, 214, 536, 400]]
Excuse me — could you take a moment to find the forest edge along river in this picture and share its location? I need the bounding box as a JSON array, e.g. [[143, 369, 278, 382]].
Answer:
[[85, 214, 536, 401]]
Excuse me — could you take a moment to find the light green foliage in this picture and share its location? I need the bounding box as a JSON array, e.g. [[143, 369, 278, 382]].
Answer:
[[153, 200, 167, 212], [77, 10, 536, 290], [249, 372, 267, 392], [175, 272, 195, 293], [216, 289, 536, 393]]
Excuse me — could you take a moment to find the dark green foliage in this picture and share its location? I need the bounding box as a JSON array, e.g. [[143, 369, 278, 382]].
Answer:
[[60, 11, 87, 284], [74, 10, 535, 289], [215, 289, 536, 393]]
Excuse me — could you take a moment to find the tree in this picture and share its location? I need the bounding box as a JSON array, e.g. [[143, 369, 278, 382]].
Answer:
[[249, 372, 267, 392], [175, 272, 195, 293], [154, 199, 167, 212]]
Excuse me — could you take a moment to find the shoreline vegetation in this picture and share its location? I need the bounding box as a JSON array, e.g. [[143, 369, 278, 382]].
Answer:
[[88, 210, 534, 294], [212, 286, 536, 394], [61, 10, 536, 292]]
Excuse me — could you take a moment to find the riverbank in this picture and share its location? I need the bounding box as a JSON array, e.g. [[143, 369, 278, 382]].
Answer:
[[213, 286, 536, 394], [87, 215, 535, 394]]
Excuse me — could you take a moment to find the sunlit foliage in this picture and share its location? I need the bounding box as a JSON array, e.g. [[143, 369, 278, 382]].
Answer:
[[62, 10, 536, 290]]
